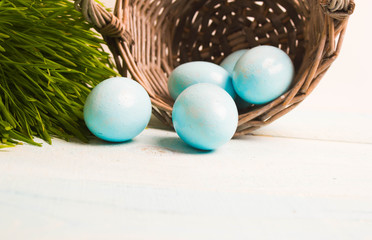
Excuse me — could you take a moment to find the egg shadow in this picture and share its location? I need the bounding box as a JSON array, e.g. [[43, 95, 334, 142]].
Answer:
[[68, 135, 135, 146], [155, 136, 213, 155], [90, 138, 135, 146]]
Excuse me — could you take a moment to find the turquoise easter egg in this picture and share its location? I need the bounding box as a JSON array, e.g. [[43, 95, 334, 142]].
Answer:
[[84, 77, 152, 142], [220, 49, 248, 74], [168, 61, 236, 100], [232, 45, 294, 105], [172, 83, 238, 150], [220, 49, 252, 110]]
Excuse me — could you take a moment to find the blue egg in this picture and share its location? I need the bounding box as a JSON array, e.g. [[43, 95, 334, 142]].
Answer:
[[220, 49, 248, 74], [168, 61, 236, 100], [84, 77, 152, 142], [219, 49, 251, 110], [172, 83, 238, 150], [232, 45, 294, 105]]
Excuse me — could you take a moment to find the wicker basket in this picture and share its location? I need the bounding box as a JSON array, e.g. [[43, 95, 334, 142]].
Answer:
[[74, 0, 354, 136]]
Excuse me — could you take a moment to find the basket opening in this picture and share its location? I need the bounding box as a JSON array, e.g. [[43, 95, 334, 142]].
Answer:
[[127, 0, 308, 108], [170, 0, 306, 69]]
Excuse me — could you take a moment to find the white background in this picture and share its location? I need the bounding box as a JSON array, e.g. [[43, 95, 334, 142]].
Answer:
[[1, 1, 371, 239]]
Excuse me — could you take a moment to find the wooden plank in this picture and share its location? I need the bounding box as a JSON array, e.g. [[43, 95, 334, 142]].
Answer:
[[1, 129, 372, 239], [252, 109, 372, 144]]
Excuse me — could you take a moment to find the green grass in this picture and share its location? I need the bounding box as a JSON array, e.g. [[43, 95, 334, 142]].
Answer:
[[0, 0, 117, 147]]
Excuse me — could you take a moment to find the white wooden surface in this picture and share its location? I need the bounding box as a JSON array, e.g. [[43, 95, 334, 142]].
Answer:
[[1, 1, 372, 239]]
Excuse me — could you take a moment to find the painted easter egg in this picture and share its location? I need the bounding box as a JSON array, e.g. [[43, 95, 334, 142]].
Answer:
[[220, 49, 248, 74], [168, 61, 236, 100], [172, 83, 238, 150], [84, 77, 152, 142], [220, 49, 252, 110], [232, 45, 294, 105]]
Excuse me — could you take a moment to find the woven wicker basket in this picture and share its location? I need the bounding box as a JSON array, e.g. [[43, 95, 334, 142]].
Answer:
[[74, 0, 354, 136]]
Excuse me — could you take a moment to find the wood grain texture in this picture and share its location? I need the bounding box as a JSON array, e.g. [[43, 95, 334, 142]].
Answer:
[[1, 124, 372, 239]]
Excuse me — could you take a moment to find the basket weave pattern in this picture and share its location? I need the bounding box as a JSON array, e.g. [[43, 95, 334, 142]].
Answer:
[[75, 0, 354, 136]]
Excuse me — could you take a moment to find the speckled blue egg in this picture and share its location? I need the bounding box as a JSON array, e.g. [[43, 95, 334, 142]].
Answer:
[[84, 77, 152, 142], [220, 49, 248, 74], [168, 61, 236, 100], [172, 83, 238, 150], [232, 45, 294, 105]]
